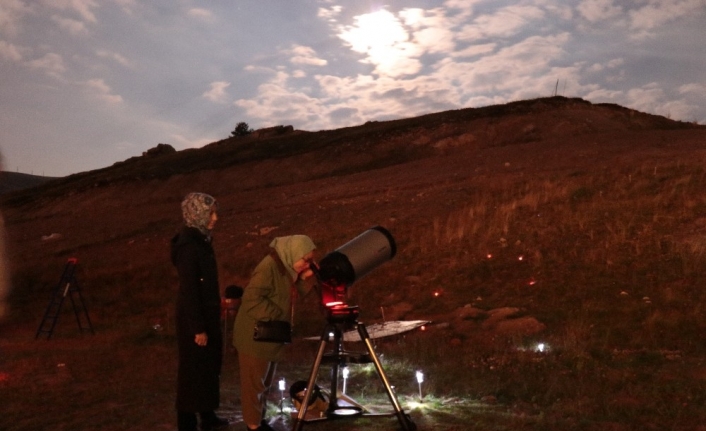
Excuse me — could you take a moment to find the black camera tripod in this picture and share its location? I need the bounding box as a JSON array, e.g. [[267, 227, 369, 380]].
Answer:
[[292, 306, 416, 431]]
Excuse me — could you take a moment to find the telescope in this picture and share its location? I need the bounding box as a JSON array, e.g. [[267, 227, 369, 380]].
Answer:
[[295, 226, 416, 431], [312, 226, 396, 322]]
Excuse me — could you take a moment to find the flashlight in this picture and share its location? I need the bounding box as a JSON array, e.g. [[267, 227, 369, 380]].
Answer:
[[342, 366, 350, 394], [416, 371, 424, 401], [279, 378, 286, 413]]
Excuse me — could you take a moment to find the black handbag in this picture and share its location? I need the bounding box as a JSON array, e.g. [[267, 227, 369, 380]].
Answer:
[[253, 320, 292, 343]]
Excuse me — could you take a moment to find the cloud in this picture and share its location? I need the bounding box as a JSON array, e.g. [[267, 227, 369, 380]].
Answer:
[[236, 6, 576, 131], [624, 83, 670, 115], [188, 8, 213, 20], [0, 40, 22, 62], [467, 5, 546, 39], [338, 9, 423, 77], [577, 0, 622, 23], [436, 33, 570, 96], [43, 0, 98, 23], [587, 58, 624, 72], [113, 0, 137, 14], [169, 134, 213, 150], [442, 0, 479, 21], [51, 15, 89, 36], [317, 5, 342, 22], [84, 78, 123, 104], [289, 45, 327, 67], [0, 0, 34, 37], [401, 8, 456, 54], [202, 81, 231, 103], [96, 49, 131, 68], [27, 52, 66, 78], [452, 43, 496, 59], [235, 71, 328, 128], [339, 9, 408, 54], [679, 83, 706, 97], [629, 0, 705, 39]]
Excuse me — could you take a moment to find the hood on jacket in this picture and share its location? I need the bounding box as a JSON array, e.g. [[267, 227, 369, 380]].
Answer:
[[269, 235, 316, 281]]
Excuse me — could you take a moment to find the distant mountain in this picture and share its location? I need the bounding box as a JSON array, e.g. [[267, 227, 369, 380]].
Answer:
[[0, 171, 58, 194]]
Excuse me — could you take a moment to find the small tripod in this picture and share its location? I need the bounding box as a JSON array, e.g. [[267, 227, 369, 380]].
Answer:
[[35, 258, 94, 340], [292, 306, 416, 431]]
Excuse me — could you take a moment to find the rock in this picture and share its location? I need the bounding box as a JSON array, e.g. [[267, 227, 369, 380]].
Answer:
[[482, 307, 521, 328], [251, 125, 294, 139], [493, 316, 546, 336], [142, 143, 175, 157], [456, 305, 487, 320]]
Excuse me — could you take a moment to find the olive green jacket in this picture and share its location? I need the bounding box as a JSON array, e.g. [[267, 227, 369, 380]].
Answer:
[[232, 253, 311, 361]]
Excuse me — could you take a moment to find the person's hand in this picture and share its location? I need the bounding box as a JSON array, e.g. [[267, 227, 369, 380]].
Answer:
[[294, 253, 316, 281], [194, 332, 208, 346]]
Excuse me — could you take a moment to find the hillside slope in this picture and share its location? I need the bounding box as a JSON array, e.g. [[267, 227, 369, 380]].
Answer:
[[2, 96, 705, 329], [4, 96, 706, 431], [0, 172, 57, 194]]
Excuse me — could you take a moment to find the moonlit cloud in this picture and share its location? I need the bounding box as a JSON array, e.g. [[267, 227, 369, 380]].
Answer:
[[317, 5, 342, 22], [84, 78, 123, 104], [27, 52, 66, 78], [96, 49, 131, 68], [578, 0, 622, 23], [338, 9, 424, 77], [452, 43, 496, 59], [680, 83, 706, 97], [290, 45, 328, 67], [468, 5, 546, 39], [43, 0, 98, 23], [52, 15, 89, 36], [188, 8, 213, 20], [0, 40, 22, 62], [629, 0, 703, 33], [0, 1, 34, 37], [0, 1, 705, 176], [203, 81, 231, 103]]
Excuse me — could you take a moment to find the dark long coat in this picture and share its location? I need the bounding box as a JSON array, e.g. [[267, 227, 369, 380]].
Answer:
[[171, 226, 223, 412]]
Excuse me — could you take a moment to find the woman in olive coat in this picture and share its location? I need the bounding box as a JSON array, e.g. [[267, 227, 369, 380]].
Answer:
[[233, 235, 317, 431], [171, 193, 228, 431]]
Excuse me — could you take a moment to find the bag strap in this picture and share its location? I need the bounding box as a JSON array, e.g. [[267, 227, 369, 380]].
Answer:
[[269, 250, 297, 328]]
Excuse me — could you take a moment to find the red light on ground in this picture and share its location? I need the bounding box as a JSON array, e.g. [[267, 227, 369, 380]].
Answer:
[[518, 255, 524, 261], [528, 279, 536, 286], [486, 254, 492, 259], [420, 325, 426, 331], [433, 291, 440, 297]]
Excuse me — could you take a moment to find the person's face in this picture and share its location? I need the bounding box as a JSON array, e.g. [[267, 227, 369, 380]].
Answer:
[[292, 251, 315, 280], [207, 210, 218, 230]]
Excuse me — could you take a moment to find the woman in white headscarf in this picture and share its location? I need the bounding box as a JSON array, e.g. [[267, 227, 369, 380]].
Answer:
[[171, 193, 228, 431], [233, 235, 317, 431]]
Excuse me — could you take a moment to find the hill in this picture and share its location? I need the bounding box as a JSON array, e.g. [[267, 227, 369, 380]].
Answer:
[[2, 96, 706, 431], [0, 171, 58, 194]]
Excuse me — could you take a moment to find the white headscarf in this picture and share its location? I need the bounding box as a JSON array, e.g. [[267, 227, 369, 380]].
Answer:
[[181, 192, 217, 235]]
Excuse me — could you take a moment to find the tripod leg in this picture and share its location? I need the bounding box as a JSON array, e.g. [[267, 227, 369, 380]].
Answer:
[[357, 323, 416, 431], [293, 330, 329, 431]]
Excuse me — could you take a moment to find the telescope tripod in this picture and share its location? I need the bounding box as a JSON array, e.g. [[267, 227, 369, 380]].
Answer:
[[292, 310, 416, 431]]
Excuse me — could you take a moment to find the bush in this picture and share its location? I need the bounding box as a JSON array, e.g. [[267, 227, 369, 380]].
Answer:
[[231, 122, 253, 137]]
